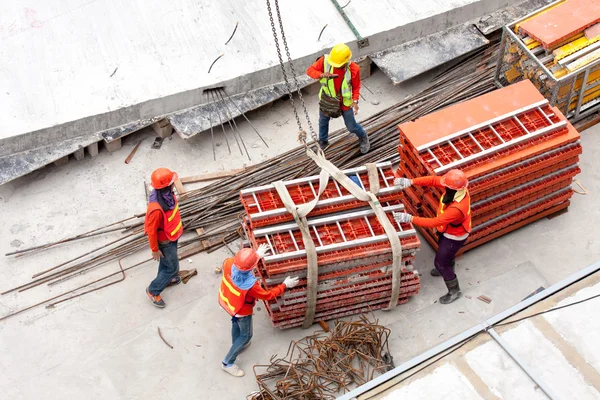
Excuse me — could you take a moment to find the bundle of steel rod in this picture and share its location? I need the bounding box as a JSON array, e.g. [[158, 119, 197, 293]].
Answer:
[[240, 162, 421, 328], [248, 314, 394, 399], [496, 0, 600, 121], [1, 42, 500, 319], [397, 79, 582, 255]]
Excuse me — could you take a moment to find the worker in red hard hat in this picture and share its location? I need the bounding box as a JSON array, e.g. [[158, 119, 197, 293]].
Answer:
[[143, 168, 183, 308], [306, 43, 370, 154], [393, 169, 471, 305], [218, 244, 299, 377]]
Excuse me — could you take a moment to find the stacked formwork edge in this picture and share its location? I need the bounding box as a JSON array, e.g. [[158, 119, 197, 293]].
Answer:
[[496, 0, 600, 122], [240, 162, 421, 329], [397, 80, 581, 254]]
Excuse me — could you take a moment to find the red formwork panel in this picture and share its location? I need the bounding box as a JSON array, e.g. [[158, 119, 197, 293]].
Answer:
[[275, 270, 420, 306], [240, 164, 400, 228], [472, 180, 574, 226], [471, 189, 573, 240], [418, 164, 580, 218], [249, 214, 421, 275], [417, 105, 564, 172], [399, 81, 553, 148], [255, 255, 416, 285], [268, 277, 421, 316], [411, 188, 573, 254], [459, 201, 571, 254], [519, 0, 600, 50], [267, 285, 421, 323], [266, 284, 420, 322], [270, 294, 416, 329], [471, 170, 579, 218]]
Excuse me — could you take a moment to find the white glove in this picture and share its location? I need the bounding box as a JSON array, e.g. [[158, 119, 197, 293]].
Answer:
[[393, 212, 413, 225], [256, 243, 270, 258], [283, 276, 299, 289], [394, 177, 412, 189]]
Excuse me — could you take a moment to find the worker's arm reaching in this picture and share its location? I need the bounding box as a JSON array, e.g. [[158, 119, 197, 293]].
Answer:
[[394, 207, 465, 228], [247, 244, 299, 301], [306, 57, 332, 79], [394, 175, 445, 189]]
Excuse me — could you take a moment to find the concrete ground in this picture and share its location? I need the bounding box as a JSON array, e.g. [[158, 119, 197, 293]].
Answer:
[[0, 67, 598, 400]]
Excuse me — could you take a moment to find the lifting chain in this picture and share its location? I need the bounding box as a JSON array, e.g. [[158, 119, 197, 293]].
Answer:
[[265, 0, 318, 146]]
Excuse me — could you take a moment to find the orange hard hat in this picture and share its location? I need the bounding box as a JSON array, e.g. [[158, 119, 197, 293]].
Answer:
[[440, 169, 468, 190], [151, 168, 178, 189], [233, 248, 260, 271]]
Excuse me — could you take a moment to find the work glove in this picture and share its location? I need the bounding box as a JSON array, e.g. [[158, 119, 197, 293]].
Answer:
[[393, 212, 413, 225], [256, 243, 270, 258], [393, 177, 412, 189], [283, 276, 300, 289]]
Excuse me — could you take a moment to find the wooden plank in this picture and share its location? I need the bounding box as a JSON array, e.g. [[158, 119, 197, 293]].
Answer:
[[174, 179, 186, 196], [179, 168, 244, 184]]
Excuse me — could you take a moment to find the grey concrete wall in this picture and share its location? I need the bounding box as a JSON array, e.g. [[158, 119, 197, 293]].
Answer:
[[0, 0, 521, 157]]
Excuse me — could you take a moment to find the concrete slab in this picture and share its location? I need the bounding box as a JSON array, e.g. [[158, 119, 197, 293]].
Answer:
[[0, 0, 522, 159], [370, 24, 489, 85], [474, 0, 554, 35], [1, 66, 599, 399]]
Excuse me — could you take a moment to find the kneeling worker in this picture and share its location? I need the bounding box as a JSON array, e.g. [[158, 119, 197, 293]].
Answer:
[[218, 244, 299, 377], [306, 43, 370, 154], [393, 169, 471, 305]]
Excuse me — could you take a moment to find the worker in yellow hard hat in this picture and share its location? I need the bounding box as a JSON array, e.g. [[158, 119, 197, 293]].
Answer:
[[306, 43, 370, 154]]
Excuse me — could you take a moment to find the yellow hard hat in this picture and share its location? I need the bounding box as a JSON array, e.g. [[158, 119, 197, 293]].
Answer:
[[328, 43, 352, 68]]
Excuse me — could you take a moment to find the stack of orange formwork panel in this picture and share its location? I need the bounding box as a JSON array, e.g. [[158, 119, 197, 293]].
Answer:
[[397, 80, 582, 255], [239, 162, 421, 329]]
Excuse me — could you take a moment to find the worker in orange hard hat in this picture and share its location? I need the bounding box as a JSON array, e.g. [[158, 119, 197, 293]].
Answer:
[[393, 169, 471, 305], [218, 244, 299, 377], [306, 43, 370, 154], [143, 168, 183, 308]]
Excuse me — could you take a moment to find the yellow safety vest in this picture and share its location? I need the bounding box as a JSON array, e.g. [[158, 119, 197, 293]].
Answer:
[[319, 55, 353, 107]]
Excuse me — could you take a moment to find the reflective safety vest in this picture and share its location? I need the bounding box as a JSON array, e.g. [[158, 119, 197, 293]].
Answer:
[[218, 258, 253, 316], [437, 191, 472, 236], [319, 55, 353, 107], [144, 198, 183, 242]]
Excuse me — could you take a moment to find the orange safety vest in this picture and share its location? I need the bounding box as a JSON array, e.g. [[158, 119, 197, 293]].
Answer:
[[144, 198, 183, 242], [437, 191, 472, 236], [218, 258, 255, 316]]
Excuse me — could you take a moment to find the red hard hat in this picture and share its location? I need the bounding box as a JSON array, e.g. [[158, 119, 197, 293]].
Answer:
[[233, 248, 260, 271], [440, 169, 468, 190], [151, 168, 178, 189]]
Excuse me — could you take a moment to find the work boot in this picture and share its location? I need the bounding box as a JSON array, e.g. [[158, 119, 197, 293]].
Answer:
[[439, 278, 461, 304], [146, 287, 166, 308], [318, 140, 329, 150], [168, 276, 182, 286], [359, 135, 370, 154], [221, 363, 245, 377], [431, 261, 455, 277]]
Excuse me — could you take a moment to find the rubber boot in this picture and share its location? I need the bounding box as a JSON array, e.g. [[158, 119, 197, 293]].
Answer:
[[431, 260, 455, 277], [359, 135, 370, 154], [439, 278, 461, 304]]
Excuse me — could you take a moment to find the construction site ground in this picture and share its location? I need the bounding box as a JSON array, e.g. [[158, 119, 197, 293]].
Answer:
[[1, 67, 598, 400]]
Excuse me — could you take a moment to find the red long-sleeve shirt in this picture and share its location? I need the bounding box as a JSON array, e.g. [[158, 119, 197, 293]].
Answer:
[[410, 176, 466, 229], [238, 282, 286, 316], [306, 56, 361, 111], [146, 209, 162, 252]]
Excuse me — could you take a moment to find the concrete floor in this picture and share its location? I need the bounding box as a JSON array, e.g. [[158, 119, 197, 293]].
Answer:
[[0, 67, 598, 400]]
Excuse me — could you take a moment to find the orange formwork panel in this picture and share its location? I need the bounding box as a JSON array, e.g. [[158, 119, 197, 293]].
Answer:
[[519, 0, 600, 50], [398, 80, 549, 149]]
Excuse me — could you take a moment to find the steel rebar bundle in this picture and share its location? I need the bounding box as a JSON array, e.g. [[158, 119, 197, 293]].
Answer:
[[247, 314, 393, 400], [2, 42, 500, 319]]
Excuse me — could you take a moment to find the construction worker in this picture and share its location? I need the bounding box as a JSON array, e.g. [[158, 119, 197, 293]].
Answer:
[[219, 244, 299, 377], [393, 169, 471, 305], [143, 168, 183, 308], [306, 43, 370, 154]]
